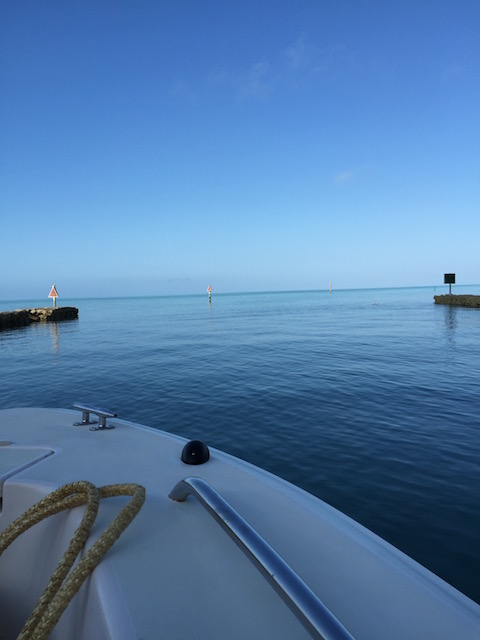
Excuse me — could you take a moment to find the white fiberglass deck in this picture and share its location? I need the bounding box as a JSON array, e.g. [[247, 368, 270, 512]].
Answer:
[[0, 407, 479, 639]]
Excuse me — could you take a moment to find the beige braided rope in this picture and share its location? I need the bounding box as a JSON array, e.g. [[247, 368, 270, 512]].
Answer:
[[0, 480, 146, 640]]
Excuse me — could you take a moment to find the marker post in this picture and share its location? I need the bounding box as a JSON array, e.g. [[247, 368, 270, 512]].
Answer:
[[49, 284, 59, 308], [444, 273, 455, 295]]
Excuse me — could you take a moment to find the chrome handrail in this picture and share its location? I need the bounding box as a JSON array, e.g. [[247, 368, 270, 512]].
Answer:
[[169, 477, 354, 640]]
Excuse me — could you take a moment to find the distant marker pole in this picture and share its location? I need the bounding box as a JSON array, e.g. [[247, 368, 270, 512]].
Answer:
[[207, 285, 212, 302], [444, 273, 455, 295], [49, 284, 59, 308]]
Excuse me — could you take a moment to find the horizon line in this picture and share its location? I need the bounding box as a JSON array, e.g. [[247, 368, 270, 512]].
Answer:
[[1, 283, 477, 305]]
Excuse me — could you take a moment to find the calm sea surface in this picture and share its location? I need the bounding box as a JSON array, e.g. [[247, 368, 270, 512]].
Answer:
[[1, 287, 479, 603]]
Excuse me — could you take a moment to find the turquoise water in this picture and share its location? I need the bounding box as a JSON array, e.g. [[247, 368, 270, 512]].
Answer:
[[1, 286, 479, 603]]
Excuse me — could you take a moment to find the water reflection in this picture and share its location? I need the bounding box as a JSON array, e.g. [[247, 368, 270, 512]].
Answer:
[[48, 318, 78, 352], [50, 322, 60, 351], [440, 305, 458, 361], [444, 305, 457, 331]]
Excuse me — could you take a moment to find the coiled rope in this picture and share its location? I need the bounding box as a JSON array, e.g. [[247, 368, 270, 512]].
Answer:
[[0, 481, 145, 640]]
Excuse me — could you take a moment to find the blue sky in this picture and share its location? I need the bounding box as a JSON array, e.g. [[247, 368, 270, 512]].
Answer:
[[1, 1, 479, 299]]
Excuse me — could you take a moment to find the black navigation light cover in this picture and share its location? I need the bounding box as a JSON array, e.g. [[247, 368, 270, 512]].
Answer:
[[181, 440, 210, 465]]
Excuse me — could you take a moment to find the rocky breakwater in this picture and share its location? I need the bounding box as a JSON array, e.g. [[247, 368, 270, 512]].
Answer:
[[0, 307, 79, 331], [434, 294, 480, 308]]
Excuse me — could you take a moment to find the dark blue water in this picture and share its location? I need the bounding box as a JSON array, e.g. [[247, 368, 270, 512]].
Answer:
[[1, 287, 479, 603]]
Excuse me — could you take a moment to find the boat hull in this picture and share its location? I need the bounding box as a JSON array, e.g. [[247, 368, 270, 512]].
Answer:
[[1, 407, 479, 639]]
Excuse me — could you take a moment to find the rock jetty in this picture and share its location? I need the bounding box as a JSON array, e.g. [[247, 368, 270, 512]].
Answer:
[[434, 295, 480, 308], [0, 307, 79, 331]]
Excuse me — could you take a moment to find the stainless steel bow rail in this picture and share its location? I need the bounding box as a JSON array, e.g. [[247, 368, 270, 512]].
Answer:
[[169, 477, 355, 640], [72, 403, 117, 430]]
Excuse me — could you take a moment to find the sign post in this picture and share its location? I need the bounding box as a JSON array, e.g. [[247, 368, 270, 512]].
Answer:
[[48, 284, 59, 308], [444, 273, 455, 295]]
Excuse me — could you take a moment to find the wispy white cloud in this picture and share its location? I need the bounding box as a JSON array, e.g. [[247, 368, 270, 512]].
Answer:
[[334, 170, 356, 185], [207, 60, 273, 101], [238, 60, 272, 99], [285, 36, 312, 71], [176, 36, 355, 104], [285, 38, 355, 77], [334, 164, 372, 185]]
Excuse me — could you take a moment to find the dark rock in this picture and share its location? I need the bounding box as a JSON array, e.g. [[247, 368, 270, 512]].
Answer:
[[434, 295, 480, 308], [0, 307, 79, 331]]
